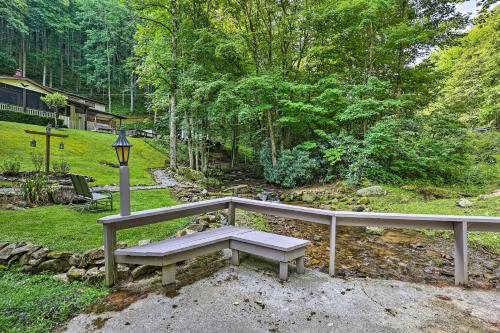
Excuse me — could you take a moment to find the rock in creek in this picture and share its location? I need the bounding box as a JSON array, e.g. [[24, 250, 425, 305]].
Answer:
[[456, 198, 473, 208], [356, 186, 386, 197]]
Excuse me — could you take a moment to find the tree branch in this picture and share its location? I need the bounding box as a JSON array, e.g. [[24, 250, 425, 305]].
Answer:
[[138, 16, 172, 34]]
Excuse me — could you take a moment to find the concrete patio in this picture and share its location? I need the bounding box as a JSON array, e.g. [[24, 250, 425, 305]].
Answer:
[[62, 257, 500, 333]]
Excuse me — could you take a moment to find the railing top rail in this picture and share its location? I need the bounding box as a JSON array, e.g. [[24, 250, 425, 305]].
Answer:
[[98, 196, 500, 232], [98, 197, 231, 230]]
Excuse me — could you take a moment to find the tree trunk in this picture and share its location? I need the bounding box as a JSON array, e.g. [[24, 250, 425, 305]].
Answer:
[[266, 109, 277, 166], [169, 0, 179, 169], [107, 40, 112, 113], [130, 72, 134, 113], [395, 0, 408, 101], [60, 40, 64, 86], [231, 114, 239, 168], [21, 33, 26, 77], [184, 110, 194, 169]]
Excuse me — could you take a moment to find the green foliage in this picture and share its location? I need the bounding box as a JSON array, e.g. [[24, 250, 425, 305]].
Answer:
[[260, 143, 320, 188], [0, 110, 63, 127], [30, 152, 44, 172], [21, 174, 48, 204], [431, 7, 500, 127], [52, 158, 70, 175], [0, 267, 107, 333], [0, 159, 21, 175], [40, 93, 67, 110]]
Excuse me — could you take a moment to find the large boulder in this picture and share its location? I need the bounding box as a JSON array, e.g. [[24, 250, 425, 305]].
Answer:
[[131, 265, 157, 279], [69, 254, 82, 267], [85, 267, 105, 284], [47, 250, 71, 259], [356, 186, 386, 197], [302, 193, 316, 203], [80, 248, 104, 267], [224, 184, 251, 194], [49, 185, 76, 204], [456, 198, 473, 208], [67, 266, 86, 281], [28, 247, 49, 266], [0, 243, 16, 261], [39, 259, 70, 273], [11, 243, 40, 257]]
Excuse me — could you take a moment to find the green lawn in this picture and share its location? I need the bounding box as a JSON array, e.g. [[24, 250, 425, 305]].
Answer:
[[0, 121, 166, 185], [369, 186, 500, 253], [0, 267, 107, 333], [0, 189, 189, 252]]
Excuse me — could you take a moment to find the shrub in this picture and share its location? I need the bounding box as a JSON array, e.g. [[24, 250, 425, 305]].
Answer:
[[260, 143, 320, 188], [31, 152, 44, 172], [0, 109, 64, 127], [52, 159, 70, 175], [0, 160, 21, 175], [21, 174, 49, 204]]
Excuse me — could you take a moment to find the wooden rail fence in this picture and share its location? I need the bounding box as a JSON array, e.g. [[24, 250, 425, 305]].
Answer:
[[99, 197, 500, 285]]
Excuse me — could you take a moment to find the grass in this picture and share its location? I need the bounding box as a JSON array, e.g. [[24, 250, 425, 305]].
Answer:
[[0, 189, 189, 252], [0, 121, 166, 186], [369, 185, 500, 253], [0, 267, 107, 333]]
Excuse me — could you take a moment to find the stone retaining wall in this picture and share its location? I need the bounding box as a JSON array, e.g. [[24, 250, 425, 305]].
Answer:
[[0, 212, 225, 285]]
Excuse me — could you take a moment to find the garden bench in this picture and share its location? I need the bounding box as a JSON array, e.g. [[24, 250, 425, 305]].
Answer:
[[69, 174, 113, 212], [113, 226, 309, 285]]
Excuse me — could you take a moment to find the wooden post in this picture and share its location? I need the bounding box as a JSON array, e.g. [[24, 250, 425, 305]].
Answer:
[[228, 201, 236, 226], [453, 221, 468, 285], [45, 126, 51, 173], [296, 257, 305, 274], [279, 262, 288, 280], [104, 224, 117, 287], [231, 249, 240, 266], [84, 107, 88, 131], [162, 264, 176, 286], [329, 216, 337, 276]]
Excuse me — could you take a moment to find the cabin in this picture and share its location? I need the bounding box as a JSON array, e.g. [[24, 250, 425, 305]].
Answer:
[[0, 73, 125, 131]]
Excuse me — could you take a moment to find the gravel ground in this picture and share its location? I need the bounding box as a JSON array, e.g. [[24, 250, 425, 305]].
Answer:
[[62, 257, 500, 333]]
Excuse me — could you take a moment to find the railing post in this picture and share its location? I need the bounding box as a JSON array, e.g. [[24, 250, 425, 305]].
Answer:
[[228, 201, 236, 226], [329, 216, 337, 276], [104, 224, 117, 287], [453, 221, 468, 285]]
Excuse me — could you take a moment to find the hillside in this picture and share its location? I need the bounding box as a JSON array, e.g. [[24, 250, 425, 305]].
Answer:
[[0, 121, 165, 186]]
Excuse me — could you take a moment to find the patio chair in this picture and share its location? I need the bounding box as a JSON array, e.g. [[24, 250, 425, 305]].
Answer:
[[69, 174, 113, 212]]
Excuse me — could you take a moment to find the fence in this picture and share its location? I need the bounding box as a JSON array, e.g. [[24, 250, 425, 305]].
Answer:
[[99, 197, 500, 286]]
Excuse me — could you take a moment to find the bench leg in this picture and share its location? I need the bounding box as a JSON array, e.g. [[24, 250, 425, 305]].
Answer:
[[162, 264, 176, 286], [279, 262, 289, 280], [231, 249, 240, 266], [296, 256, 305, 274]]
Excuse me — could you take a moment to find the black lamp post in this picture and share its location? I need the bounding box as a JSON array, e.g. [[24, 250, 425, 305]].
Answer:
[[112, 130, 132, 216]]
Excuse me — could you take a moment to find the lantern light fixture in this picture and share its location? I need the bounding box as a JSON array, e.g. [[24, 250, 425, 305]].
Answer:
[[30, 139, 37, 147], [59, 142, 64, 150], [112, 130, 132, 166]]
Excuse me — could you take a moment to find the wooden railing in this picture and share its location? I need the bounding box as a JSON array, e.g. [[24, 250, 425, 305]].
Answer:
[[0, 102, 51, 118], [99, 197, 500, 286]]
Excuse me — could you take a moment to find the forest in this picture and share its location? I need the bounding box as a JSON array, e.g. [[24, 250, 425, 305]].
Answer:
[[0, 0, 498, 188]]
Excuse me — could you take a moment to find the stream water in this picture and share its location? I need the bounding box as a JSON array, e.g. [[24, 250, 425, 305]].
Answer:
[[216, 169, 499, 289]]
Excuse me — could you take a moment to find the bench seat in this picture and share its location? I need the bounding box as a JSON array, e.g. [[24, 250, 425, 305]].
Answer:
[[115, 226, 250, 257], [113, 226, 309, 285]]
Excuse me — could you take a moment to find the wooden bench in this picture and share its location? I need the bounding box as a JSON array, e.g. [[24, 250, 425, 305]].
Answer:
[[114, 226, 309, 285]]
